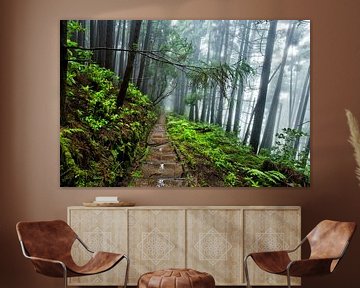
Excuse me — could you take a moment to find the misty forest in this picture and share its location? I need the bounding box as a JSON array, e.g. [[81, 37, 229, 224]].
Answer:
[[60, 20, 310, 188]]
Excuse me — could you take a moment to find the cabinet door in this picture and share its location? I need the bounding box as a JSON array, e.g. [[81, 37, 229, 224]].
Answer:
[[187, 209, 243, 285], [68, 208, 127, 286], [128, 209, 186, 284], [243, 208, 301, 286]]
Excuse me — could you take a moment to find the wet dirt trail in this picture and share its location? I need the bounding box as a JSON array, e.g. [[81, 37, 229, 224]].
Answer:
[[133, 113, 189, 187]]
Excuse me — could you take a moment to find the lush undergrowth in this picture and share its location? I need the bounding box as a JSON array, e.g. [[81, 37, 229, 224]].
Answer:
[[167, 114, 309, 187], [60, 59, 157, 187]]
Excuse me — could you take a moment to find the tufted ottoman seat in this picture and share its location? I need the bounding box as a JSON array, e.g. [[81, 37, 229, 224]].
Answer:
[[138, 268, 215, 288]]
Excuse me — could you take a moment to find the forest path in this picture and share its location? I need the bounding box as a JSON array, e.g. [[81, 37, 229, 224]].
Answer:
[[133, 113, 189, 187]]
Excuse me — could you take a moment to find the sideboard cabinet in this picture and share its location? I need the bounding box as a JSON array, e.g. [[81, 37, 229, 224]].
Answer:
[[67, 206, 301, 286]]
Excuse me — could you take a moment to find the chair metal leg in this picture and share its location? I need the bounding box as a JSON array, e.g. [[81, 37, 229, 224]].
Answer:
[[244, 255, 252, 288], [61, 263, 68, 288], [123, 255, 130, 288], [286, 269, 292, 288]]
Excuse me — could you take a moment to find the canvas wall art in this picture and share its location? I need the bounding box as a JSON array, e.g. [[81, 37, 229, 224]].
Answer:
[[60, 20, 310, 187]]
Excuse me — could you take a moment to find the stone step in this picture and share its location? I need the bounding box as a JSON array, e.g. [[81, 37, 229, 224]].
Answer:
[[140, 163, 183, 178], [146, 153, 178, 162], [134, 178, 189, 187], [150, 143, 174, 153], [149, 131, 167, 137], [148, 138, 169, 145], [152, 124, 166, 131]]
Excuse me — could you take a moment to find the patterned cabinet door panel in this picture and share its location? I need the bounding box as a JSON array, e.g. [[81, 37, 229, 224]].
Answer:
[[243, 208, 301, 286], [68, 208, 128, 286], [187, 209, 243, 285], [128, 209, 186, 284]]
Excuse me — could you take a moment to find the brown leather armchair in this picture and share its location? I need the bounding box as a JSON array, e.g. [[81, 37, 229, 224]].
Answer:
[[16, 220, 129, 288], [244, 220, 356, 288]]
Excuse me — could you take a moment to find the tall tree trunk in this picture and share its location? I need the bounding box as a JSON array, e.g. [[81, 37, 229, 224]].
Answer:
[[260, 22, 296, 150], [105, 20, 115, 70], [210, 86, 217, 124], [137, 20, 153, 89], [113, 21, 122, 74], [249, 20, 278, 153], [243, 100, 257, 145], [189, 84, 197, 121], [90, 20, 97, 46], [195, 102, 200, 122], [200, 21, 212, 122], [227, 21, 249, 133], [189, 104, 195, 121], [189, 21, 202, 121], [77, 20, 86, 47], [216, 86, 226, 126], [97, 21, 107, 67], [205, 85, 213, 123], [294, 65, 310, 128], [180, 75, 188, 115], [119, 20, 127, 77], [173, 78, 181, 113], [142, 21, 159, 94], [290, 63, 300, 127], [288, 47, 295, 128], [117, 20, 143, 107], [293, 78, 310, 153], [90, 21, 98, 61], [215, 21, 229, 126], [60, 20, 68, 126], [234, 21, 254, 135], [275, 103, 283, 135]]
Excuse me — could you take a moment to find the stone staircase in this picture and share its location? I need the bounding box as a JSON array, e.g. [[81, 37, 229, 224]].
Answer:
[[133, 114, 189, 187]]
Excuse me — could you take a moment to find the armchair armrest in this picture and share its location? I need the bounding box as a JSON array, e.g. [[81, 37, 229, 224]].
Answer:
[[245, 236, 306, 259], [76, 235, 94, 253], [285, 237, 307, 253]]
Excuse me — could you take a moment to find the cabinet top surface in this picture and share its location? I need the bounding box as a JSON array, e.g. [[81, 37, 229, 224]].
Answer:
[[68, 205, 301, 210]]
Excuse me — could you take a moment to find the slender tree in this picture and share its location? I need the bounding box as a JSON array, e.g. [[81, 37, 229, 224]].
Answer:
[[105, 20, 115, 70], [233, 21, 254, 135], [243, 100, 256, 145], [137, 20, 153, 89], [227, 21, 250, 133], [215, 21, 230, 126], [60, 20, 68, 126], [249, 20, 278, 152], [294, 65, 310, 129], [77, 20, 86, 47], [97, 21, 107, 67], [117, 20, 143, 107], [293, 75, 310, 153], [119, 20, 127, 76], [260, 22, 296, 150], [200, 21, 212, 122], [113, 21, 122, 74]]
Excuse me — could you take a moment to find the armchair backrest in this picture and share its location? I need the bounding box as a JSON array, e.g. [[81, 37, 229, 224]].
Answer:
[[16, 220, 77, 261], [306, 220, 356, 263]]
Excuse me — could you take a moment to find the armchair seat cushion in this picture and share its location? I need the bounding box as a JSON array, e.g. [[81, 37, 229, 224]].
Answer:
[[250, 251, 291, 274], [66, 251, 125, 276]]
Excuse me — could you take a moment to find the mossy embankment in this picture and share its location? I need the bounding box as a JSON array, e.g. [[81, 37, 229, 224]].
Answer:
[[167, 114, 309, 187], [60, 61, 157, 187]]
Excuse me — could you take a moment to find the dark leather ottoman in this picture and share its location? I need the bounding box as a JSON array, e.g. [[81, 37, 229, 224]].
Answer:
[[138, 268, 215, 288]]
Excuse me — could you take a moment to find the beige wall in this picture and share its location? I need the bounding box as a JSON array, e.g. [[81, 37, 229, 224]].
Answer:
[[1, 0, 360, 287]]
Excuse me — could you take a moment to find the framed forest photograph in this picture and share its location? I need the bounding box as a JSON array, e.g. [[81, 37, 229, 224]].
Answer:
[[60, 20, 310, 188]]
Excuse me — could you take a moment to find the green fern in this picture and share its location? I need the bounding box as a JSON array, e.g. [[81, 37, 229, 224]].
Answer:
[[243, 168, 286, 187]]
